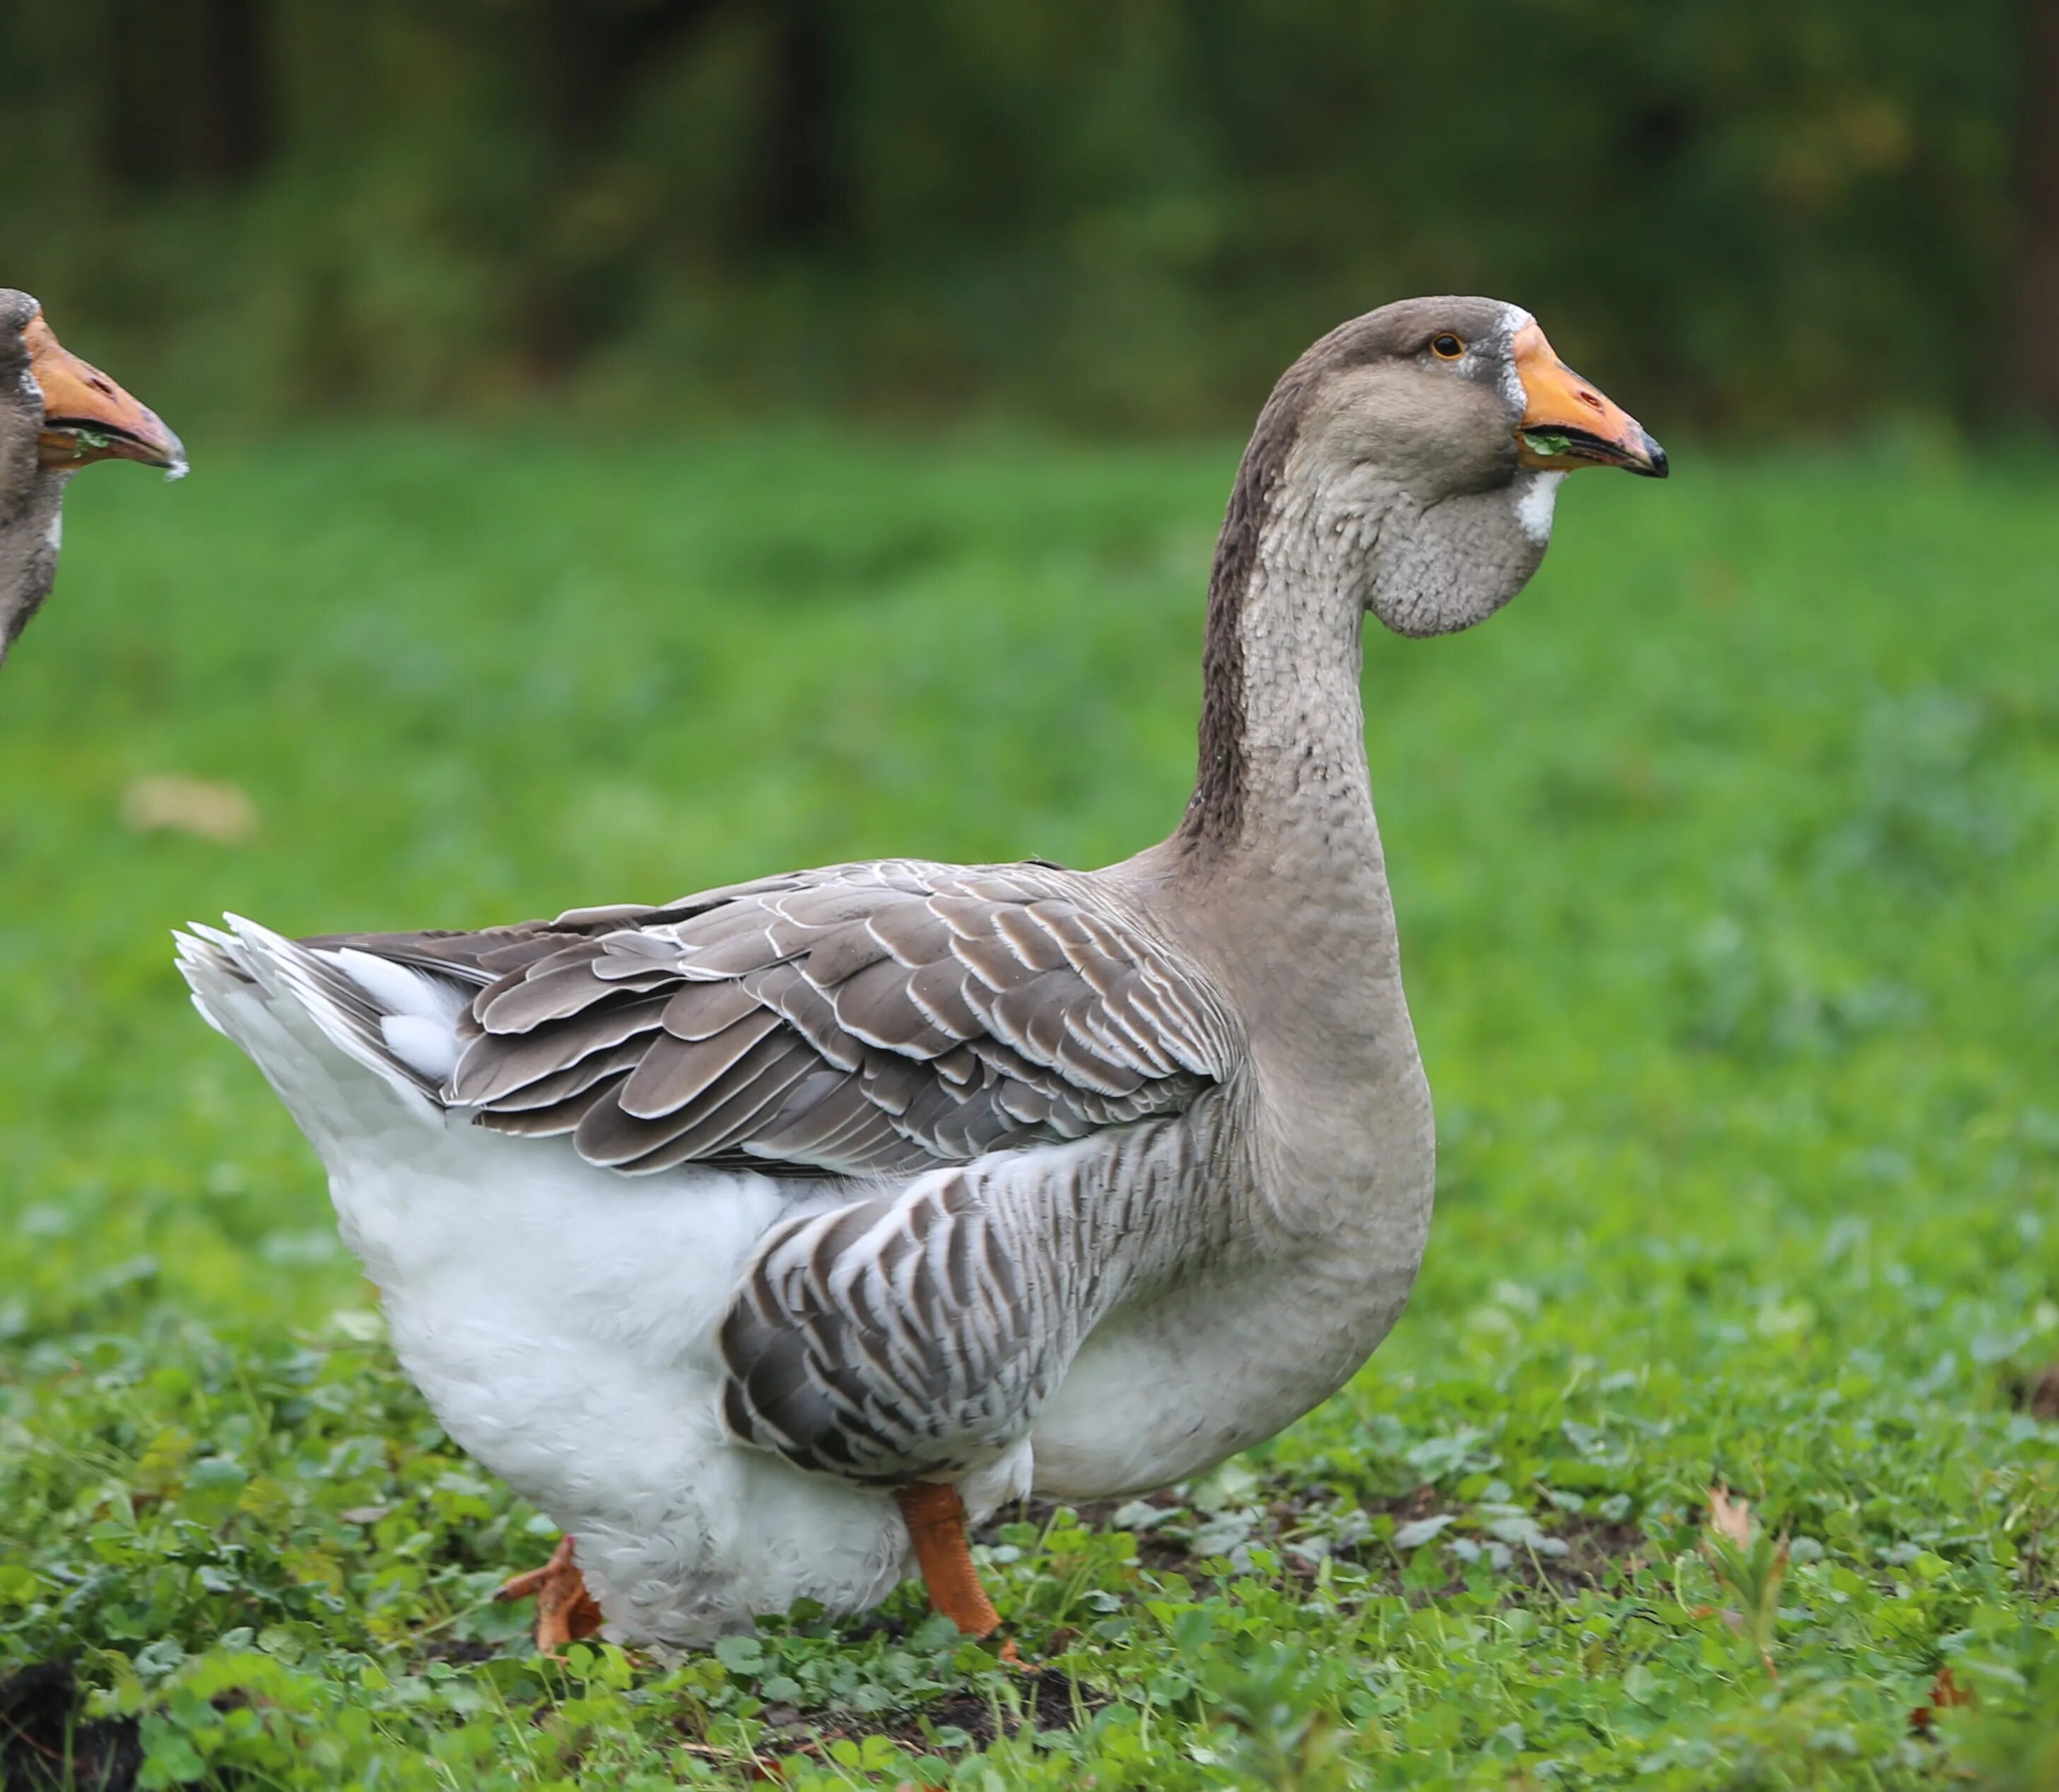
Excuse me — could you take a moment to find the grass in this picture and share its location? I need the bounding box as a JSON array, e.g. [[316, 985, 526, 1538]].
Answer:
[[1, 424, 2055, 1789]]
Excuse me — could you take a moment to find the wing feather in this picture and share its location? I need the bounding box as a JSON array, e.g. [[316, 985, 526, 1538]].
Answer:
[[311, 857, 1233, 1184], [449, 993, 671, 1104], [617, 1010, 785, 1118]]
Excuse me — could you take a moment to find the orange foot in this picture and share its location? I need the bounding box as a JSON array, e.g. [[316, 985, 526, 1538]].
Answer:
[[495, 1535, 604, 1655], [894, 1482, 1028, 1668]]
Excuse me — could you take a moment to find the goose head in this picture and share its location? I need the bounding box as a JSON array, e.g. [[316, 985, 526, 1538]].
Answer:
[[1, 289, 185, 667], [1242, 295, 1665, 638]]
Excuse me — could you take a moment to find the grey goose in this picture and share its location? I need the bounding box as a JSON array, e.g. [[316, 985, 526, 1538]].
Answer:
[[177, 296, 1665, 1653]]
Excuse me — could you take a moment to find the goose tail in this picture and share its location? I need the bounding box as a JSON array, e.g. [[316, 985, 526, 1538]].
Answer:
[[175, 917, 471, 1132]]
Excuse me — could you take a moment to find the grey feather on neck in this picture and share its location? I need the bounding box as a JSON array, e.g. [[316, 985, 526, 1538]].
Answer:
[[0, 468, 66, 669], [0, 291, 58, 668], [1178, 356, 1334, 857]]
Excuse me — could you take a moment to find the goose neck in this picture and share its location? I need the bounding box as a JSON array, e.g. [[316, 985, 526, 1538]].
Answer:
[[1177, 454, 1390, 879], [0, 467, 65, 665]]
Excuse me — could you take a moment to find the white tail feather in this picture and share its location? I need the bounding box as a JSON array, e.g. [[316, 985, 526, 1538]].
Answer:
[[175, 916, 462, 1121]]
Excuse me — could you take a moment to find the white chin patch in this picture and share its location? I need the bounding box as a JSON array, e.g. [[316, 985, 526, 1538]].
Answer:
[[1513, 470, 1564, 544]]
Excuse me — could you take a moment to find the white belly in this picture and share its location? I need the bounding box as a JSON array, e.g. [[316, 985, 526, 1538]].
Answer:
[[321, 1108, 919, 1646]]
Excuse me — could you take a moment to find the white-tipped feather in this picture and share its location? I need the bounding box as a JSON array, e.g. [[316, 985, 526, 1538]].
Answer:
[[320, 947, 471, 1024], [295, 947, 473, 1083], [216, 916, 442, 1115]]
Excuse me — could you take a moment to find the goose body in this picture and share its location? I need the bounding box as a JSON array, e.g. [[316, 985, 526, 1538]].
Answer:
[[179, 297, 1664, 1650], [0, 289, 184, 669]]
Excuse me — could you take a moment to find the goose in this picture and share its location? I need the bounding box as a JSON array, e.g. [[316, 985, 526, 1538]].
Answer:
[[176, 296, 1665, 1655], [1, 290, 185, 669]]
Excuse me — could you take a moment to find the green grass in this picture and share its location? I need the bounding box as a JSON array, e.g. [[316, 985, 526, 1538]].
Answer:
[[1, 427, 2055, 1789]]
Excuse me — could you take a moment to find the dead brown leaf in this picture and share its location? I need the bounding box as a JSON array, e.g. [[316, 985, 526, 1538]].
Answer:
[[1702, 1482, 1787, 1685], [121, 774, 259, 844], [1708, 1483, 1754, 1550], [1909, 1665, 1976, 1735], [2029, 1363, 2059, 1422]]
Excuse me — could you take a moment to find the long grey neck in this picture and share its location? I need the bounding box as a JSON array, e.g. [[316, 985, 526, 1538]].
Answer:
[[0, 458, 65, 668], [1132, 448, 1415, 1132], [1177, 448, 1391, 884], [1139, 447, 1435, 1241]]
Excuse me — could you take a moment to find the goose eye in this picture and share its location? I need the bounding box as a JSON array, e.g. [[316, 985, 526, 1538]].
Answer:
[[1430, 333, 1465, 361]]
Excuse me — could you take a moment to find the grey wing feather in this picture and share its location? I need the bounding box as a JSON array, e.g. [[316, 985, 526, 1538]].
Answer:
[[322, 858, 1237, 1183]]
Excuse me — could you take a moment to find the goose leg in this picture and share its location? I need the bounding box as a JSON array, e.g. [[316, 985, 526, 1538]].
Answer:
[[495, 1535, 604, 1654], [895, 1482, 1016, 1656]]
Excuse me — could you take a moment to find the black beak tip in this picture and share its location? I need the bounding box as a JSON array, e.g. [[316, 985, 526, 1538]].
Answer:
[[1636, 433, 1670, 479]]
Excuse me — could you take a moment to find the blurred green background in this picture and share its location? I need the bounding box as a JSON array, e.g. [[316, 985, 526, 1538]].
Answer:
[[5, 0, 2057, 436], [5, 8, 2059, 1787]]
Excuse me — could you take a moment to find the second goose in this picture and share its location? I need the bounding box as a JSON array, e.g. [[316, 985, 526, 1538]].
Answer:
[[1, 290, 184, 672]]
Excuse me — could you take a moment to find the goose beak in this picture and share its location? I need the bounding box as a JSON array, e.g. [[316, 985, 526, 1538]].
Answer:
[[27, 310, 187, 478], [1511, 322, 1666, 479]]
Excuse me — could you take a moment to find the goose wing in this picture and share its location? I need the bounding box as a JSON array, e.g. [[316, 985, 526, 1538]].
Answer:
[[329, 857, 1236, 1180]]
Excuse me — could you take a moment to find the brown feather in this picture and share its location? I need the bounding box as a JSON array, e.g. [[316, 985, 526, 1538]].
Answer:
[[825, 956, 959, 1058], [479, 961, 669, 1034], [450, 994, 671, 1103], [659, 978, 765, 1041], [474, 1072, 626, 1137], [617, 1010, 786, 1120], [799, 921, 894, 988]]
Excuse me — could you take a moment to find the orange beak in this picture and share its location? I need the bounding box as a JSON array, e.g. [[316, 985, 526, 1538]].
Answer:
[[1511, 322, 1665, 478], [26, 310, 186, 476]]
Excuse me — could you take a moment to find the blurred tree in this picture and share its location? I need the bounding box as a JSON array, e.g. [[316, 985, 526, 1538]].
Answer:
[[2017, 0, 2059, 421], [523, 0, 723, 376], [0, 0, 2028, 435], [757, 0, 850, 257], [106, 0, 273, 187]]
